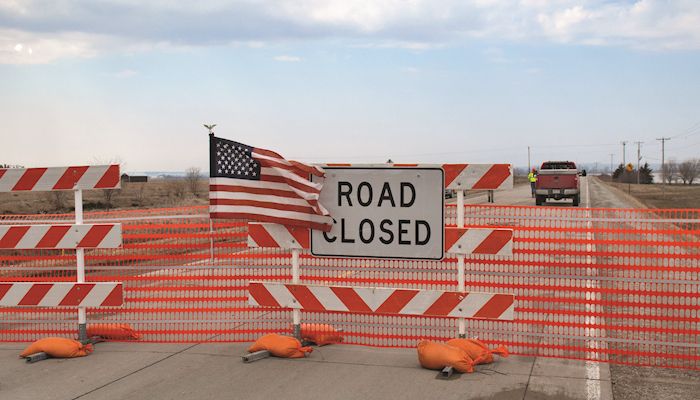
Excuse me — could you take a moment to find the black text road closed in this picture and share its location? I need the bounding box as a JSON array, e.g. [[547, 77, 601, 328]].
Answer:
[[311, 167, 444, 260]]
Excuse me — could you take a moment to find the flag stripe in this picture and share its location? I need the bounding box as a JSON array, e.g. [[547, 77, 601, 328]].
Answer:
[[210, 184, 298, 199], [211, 212, 330, 231], [209, 190, 311, 207], [210, 199, 316, 214]]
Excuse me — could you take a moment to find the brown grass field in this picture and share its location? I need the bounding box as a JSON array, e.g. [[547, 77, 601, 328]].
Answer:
[[601, 179, 700, 209], [0, 179, 208, 214]]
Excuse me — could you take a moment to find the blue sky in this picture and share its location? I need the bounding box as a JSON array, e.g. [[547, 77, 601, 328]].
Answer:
[[2, 1, 700, 172]]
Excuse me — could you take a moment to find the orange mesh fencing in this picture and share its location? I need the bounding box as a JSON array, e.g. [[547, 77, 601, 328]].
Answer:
[[1, 205, 698, 370]]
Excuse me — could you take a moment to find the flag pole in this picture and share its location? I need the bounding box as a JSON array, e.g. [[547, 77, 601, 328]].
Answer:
[[291, 248, 301, 340]]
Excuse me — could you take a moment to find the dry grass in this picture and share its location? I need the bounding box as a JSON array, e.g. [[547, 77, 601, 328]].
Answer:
[[0, 179, 208, 214], [602, 180, 700, 209]]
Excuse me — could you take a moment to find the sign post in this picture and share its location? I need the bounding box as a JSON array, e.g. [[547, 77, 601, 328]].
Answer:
[[75, 188, 88, 341], [456, 189, 466, 338]]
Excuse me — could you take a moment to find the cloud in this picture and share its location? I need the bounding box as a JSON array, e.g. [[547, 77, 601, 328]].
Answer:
[[113, 68, 137, 78], [273, 55, 301, 62], [1, 1, 699, 64], [0, 28, 99, 64]]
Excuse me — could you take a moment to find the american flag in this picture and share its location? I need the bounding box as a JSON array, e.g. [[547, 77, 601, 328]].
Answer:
[[209, 135, 333, 231]]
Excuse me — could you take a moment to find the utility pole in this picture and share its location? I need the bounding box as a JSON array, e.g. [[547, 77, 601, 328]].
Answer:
[[635, 141, 643, 184], [621, 141, 627, 165], [527, 146, 531, 172], [657, 137, 670, 189], [609, 153, 614, 176]]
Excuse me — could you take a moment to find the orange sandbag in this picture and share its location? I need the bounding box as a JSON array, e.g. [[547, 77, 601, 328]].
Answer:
[[248, 334, 313, 358], [446, 338, 508, 365], [301, 323, 343, 346], [87, 323, 141, 340], [417, 340, 474, 373], [20, 337, 93, 358]]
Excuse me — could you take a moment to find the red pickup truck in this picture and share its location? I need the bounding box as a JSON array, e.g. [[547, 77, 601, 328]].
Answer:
[[535, 161, 585, 206]]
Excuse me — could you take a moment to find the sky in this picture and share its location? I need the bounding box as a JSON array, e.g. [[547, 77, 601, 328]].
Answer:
[[1, 0, 700, 173]]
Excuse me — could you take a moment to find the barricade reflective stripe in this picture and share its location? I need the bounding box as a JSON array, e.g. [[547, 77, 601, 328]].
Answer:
[[0, 283, 123, 307], [444, 227, 513, 255], [0, 165, 120, 192], [316, 163, 513, 190], [247, 223, 309, 249], [248, 282, 515, 320], [443, 164, 513, 190], [0, 224, 122, 249]]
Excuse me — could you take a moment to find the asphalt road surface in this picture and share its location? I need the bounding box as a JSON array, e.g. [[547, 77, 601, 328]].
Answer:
[[1, 177, 697, 400]]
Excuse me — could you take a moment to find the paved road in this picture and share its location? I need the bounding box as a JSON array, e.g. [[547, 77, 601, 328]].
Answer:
[[0, 178, 617, 400], [2, 177, 696, 400]]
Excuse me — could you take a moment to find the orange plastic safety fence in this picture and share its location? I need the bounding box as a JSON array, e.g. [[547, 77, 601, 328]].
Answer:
[[1, 205, 698, 370]]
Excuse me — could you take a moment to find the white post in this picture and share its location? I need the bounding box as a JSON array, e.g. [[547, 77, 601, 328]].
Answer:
[[291, 248, 301, 339], [75, 189, 87, 341], [456, 190, 466, 338]]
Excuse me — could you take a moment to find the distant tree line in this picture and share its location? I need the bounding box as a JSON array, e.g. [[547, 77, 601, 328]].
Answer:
[[1, 164, 24, 168], [661, 158, 700, 185]]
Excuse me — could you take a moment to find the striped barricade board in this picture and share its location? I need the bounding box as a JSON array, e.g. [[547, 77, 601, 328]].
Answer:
[[319, 163, 513, 191], [248, 223, 514, 257], [247, 222, 309, 249], [444, 227, 513, 256], [0, 165, 120, 192], [442, 164, 512, 190], [0, 283, 124, 307], [0, 224, 122, 249], [248, 282, 514, 320]]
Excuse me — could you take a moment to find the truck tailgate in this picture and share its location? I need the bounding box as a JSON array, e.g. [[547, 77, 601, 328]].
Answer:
[[537, 170, 577, 189]]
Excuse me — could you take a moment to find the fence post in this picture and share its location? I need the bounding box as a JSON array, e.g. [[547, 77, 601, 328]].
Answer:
[[456, 189, 466, 338], [74, 188, 87, 341]]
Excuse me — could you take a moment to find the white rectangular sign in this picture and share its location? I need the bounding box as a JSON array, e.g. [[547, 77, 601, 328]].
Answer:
[[311, 167, 444, 260]]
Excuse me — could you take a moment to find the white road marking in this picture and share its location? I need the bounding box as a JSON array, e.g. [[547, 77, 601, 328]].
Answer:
[[585, 177, 603, 400]]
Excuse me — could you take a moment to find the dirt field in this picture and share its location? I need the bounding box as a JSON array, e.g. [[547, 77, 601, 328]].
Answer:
[[0, 179, 208, 214], [599, 178, 700, 209]]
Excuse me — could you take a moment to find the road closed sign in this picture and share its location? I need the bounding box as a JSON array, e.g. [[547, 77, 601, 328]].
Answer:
[[311, 167, 444, 260]]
